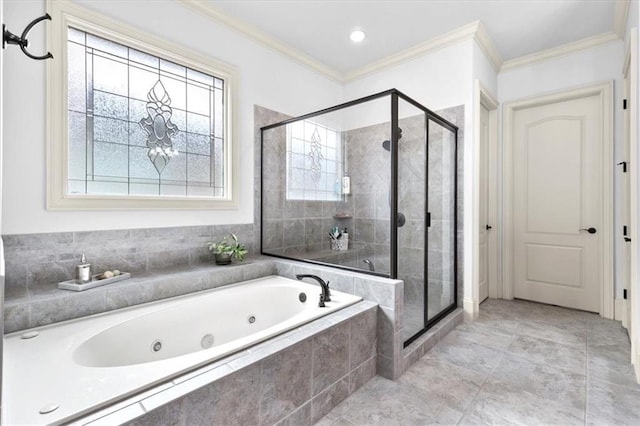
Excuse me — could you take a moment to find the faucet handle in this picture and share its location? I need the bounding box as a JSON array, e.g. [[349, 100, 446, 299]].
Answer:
[[325, 281, 331, 302], [318, 294, 326, 308]]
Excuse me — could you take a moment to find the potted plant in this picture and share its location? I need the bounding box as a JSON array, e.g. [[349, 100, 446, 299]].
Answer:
[[207, 233, 248, 265]]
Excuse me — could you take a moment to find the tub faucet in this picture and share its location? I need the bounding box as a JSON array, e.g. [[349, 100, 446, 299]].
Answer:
[[296, 274, 331, 307], [362, 258, 375, 272]]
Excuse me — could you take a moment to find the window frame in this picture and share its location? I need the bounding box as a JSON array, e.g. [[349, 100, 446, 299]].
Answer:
[[47, 0, 239, 210]]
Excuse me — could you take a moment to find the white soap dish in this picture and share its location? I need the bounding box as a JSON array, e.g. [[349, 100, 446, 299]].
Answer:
[[58, 272, 131, 292]]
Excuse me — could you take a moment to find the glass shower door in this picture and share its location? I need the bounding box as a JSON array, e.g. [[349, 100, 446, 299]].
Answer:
[[397, 99, 427, 342], [399, 97, 457, 346], [427, 119, 457, 322]]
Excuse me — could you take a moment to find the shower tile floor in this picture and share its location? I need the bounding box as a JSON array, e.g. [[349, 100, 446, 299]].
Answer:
[[317, 299, 640, 425]]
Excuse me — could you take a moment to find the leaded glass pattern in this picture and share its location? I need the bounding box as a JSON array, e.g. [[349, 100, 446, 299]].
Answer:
[[286, 120, 342, 201], [67, 27, 226, 198]]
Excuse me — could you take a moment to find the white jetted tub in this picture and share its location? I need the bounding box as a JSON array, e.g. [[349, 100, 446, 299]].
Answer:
[[4, 275, 361, 425]]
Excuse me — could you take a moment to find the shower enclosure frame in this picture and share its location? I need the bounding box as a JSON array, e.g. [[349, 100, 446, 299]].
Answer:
[[260, 89, 458, 344]]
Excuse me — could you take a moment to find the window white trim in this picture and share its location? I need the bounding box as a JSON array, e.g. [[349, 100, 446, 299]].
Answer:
[[47, 0, 239, 210]]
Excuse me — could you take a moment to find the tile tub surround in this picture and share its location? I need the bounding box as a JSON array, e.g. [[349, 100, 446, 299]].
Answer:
[[273, 259, 459, 381], [318, 299, 640, 425], [70, 301, 377, 426], [4, 257, 275, 333], [5, 243, 459, 383], [2, 224, 255, 301]]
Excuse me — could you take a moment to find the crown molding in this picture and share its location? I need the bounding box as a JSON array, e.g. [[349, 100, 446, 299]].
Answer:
[[176, 0, 623, 82], [614, 0, 631, 39], [344, 21, 479, 82], [501, 32, 619, 72], [177, 0, 343, 82], [474, 21, 503, 72]]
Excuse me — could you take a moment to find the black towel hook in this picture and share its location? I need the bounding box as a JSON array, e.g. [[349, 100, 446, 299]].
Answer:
[[3, 13, 53, 60]]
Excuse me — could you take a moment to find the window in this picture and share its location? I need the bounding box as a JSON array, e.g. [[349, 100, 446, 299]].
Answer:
[[48, 1, 238, 209], [286, 120, 343, 201]]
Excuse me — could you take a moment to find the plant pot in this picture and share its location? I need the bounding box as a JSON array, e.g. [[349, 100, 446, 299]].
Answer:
[[214, 253, 232, 265]]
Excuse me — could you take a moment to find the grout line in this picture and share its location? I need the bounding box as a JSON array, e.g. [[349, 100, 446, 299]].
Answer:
[[584, 319, 589, 426], [456, 349, 506, 425]]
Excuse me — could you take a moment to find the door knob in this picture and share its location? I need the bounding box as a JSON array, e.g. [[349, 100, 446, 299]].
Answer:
[[486, 225, 492, 230], [579, 227, 597, 234], [625, 237, 632, 242]]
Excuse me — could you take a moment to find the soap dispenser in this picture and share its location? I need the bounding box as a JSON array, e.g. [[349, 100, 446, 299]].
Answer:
[[76, 254, 92, 283]]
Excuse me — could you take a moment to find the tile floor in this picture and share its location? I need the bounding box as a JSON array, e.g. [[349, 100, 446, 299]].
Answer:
[[317, 299, 640, 425]]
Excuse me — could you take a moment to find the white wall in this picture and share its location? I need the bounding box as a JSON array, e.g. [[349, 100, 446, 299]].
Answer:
[[472, 42, 498, 98], [471, 41, 498, 311], [1, 0, 343, 234], [498, 41, 623, 102], [498, 40, 625, 298], [343, 40, 473, 112]]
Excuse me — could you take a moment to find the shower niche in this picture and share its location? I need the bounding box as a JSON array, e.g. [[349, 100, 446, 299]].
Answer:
[[261, 89, 458, 345]]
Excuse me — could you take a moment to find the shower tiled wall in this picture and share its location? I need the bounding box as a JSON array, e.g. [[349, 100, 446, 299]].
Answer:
[[260, 111, 366, 269], [343, 122, 392, 273]]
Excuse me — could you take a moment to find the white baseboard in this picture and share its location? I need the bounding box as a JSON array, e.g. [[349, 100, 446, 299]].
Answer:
[[463, 297, 478, 316], [635, 346, 640, 384], [615, 298, 624, 321], [615, 298, 630, 330]]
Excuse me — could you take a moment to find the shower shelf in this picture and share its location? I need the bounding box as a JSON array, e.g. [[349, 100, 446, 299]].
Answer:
[[332, 214, 352, 219]]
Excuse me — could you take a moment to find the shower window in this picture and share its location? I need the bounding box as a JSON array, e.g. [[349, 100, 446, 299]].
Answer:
[[47, 0, 238, 209], [286, 120, 342, 201]]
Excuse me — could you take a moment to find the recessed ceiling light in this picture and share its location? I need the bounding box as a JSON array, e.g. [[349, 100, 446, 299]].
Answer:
[[350, 30, 366, 43]]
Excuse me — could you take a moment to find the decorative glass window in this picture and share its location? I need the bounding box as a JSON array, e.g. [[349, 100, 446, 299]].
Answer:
[[47, 0, 237, 209], [67, 28, 225, 198], [286, 120, 342, 201]]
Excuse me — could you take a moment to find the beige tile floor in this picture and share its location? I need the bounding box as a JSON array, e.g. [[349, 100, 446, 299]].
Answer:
[[317, 299, 640, 425]]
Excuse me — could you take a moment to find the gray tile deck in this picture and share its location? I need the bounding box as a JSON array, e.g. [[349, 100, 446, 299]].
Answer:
[[318, 299, 640, 425]]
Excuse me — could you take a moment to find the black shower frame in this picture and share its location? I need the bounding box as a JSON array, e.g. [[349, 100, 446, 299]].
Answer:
[[260, 88, 458, 346]]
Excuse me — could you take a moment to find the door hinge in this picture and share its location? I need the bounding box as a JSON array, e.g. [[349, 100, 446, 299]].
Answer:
[[624, 289, 628, 300], [624, 99, 628, 109], [426, 212, 431, 228], [617, 161, 627, 173], [624, 225, 628, 236]]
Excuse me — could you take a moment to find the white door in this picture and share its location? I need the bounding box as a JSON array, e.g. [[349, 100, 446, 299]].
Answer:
[[479, 104, 490, 302], [512, 94, 602, 312]]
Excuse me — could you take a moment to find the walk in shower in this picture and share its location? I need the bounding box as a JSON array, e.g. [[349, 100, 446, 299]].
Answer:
[[260, 89, 458, 345]]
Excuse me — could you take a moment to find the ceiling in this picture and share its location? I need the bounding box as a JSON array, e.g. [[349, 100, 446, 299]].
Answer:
[[205, 0, 619, 76]]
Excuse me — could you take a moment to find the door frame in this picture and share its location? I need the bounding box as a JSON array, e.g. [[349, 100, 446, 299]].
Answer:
[[620, 35, 632, 330], [502, 81, 614, 318], [625, 28, 640, 381], [473, 80, 500, 310]]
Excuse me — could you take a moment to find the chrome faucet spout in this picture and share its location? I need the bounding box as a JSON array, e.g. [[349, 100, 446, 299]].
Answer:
[[362, 258, 375, 272], [295, 274, 331, 307]]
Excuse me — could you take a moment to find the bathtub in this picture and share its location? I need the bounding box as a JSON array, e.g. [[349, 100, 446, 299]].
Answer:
[[3, 275, 362, 425]]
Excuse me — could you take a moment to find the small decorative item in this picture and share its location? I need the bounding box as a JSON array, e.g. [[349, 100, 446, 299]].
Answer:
[[75, 253, 92, 283], [329, 227, 349, 251], [207, 233, 248, 265]]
